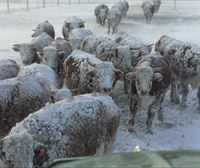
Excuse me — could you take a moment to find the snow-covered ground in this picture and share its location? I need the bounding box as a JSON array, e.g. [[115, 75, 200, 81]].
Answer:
[[0, 2, 200, 152]]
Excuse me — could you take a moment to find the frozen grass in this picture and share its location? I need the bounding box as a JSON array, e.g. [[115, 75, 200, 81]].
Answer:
[[0, 1, 200, 151]]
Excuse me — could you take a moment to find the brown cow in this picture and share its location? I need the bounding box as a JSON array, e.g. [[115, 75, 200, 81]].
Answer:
[[126, 52, 171, 133]]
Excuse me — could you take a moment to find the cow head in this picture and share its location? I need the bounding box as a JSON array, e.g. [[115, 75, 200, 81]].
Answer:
[[13, 43, 38, 65], [86, 60, 123, 95], [126, 66, 163, 96], [38, 46, 65, 71], [115, 46, 141, 70], [152, 0, 161, 13]]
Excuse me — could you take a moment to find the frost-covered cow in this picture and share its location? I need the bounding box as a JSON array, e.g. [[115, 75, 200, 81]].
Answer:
[[115, 32, 151, 60], [18, 63, 72, 99], [119, 0, 129, 18], [154, 35, 200, 110], [63, 50, 123, 95], [81, 35, 119, 63], [38, 38, 72, 82], [95, 4, 109, 26], [68, 28, 93, 50], [13, 32, 53, 65], [141, 0, 155, 24], [0, 59, 20, 80], [152, 0, 161, 13], [126, 53, 171, 133], [18, 63, 60, 89], [32, 20, 55, 39], [0, 93, 120, 167], [62, 16, 85, 39], [107, 6, 122, 34], [0, 76, 51, 136]]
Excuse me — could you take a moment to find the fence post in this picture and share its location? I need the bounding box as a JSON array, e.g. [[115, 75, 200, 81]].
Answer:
[[27, 0, 29, 10], [57, 0, 59, 6], [7, 0, 10, 13], [78, 0, 80, 4], [174, 0, 176, 10], [68, 0, 71, 5], [43, 0, 45, 8]]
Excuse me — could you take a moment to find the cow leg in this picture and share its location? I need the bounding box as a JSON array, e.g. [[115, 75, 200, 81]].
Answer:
[[170, 77, 180, 104], [157, 92, 166, 122], [180, 81, 189, 107], [102, 19, 105, 26], [112, 26, 115, 34], [124, 76, 128, 94], [146, 101, 159, 134], [197, 87, 200, 112], [100, 19, 102, 26], [128, 96, 138, 132], [107, 21, 111, 34], [145, 14, 148, 24]]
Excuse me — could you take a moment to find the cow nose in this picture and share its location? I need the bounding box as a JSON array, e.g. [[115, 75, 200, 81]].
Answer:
[[104, 88, 112, 93], [22, 60, 30, 65], [140, 90, 148, 96]]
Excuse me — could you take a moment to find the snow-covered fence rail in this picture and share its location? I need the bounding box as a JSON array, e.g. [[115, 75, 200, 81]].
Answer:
[[0, 0, 199, 13]]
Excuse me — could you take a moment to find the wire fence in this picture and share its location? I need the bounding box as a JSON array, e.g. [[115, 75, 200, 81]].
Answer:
[[0, 0, 199, 13]]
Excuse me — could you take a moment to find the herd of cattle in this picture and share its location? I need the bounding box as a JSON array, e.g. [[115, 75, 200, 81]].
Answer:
[[95, 0, 162, 33], [0, 0, 200, 167]]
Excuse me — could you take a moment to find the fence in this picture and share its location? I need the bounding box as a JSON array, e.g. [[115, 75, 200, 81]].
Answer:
[[0, 0, 199, 13]]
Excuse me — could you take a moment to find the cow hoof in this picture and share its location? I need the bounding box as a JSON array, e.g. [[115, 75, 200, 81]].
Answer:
[[180, 102, 187, 108], [171, 97, 180, 104], [146, 128, 153, 134], [127, 125, 134, 133]]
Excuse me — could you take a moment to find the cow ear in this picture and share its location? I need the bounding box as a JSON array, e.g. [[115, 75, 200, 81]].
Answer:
[[130, 49, 141, 58], [126, 72, 135, 81], [13, 44, 21, 52], [114, 69, 124, 81], [37, 51, 44, 61], [153, 72, 163, 81], [31, 43, 38, 50], [57, 51, 65, 62]]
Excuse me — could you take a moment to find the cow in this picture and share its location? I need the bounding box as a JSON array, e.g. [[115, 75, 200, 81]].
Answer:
[[154, 35, 200, 110], [0, 75, 51, 136], [81, 35, 119, 63], [18, 63, 72, 101], [37, 37, 72, 86], [32, 20, 55, 39], [63, 50, 123, 95], [62, 16, 85, 39], [18, 63, 60, 89], [107, 6, 122, 34], [13, 32, 53, 65], [120, 0, 129, 18], [0, 93, 120, 167], [152, 0, 161, 13], [115, 32, 151, 59], [68, 28, 93, 50], [141, 0, 155, 24], [0, 59, 20, 80], [126, 53, 171, 133], [94, 4, 109, 26]]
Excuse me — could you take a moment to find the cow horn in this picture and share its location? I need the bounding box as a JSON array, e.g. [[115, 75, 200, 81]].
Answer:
[[13, 44, 21, 52]]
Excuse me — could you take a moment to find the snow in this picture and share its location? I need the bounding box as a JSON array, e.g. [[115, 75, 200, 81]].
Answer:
[[0, 1, 200, 153]]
